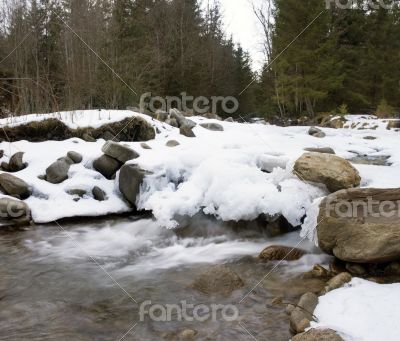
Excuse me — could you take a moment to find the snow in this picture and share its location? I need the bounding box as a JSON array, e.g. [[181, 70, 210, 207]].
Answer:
[[311, 278, 400, 341], [0, 111, 399, 228]]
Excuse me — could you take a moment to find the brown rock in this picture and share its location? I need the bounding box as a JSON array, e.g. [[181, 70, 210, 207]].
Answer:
[[259, 245, 306, 262], [290, 292, 318, 333], [292, 328, 344, 341], [323, 272, 352, 294]]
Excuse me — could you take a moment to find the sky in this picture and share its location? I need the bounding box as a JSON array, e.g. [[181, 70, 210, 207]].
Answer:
[[217, 0, 266, 71]]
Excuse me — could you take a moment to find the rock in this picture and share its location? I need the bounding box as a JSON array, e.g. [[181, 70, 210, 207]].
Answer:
[[46, 159, 71, 184], [259, 245, 306, 262], [224, 117, 234, 122], [363, 136, 377, 140], [1, 162, 9, 171], [93, 155, 122, 180], [385, 262, 400, 276], [292, 328, 344, 341], [0, 173, 31, 199], [264, 216, 297, 237], [323, 272, 352, 294], [308, 126, 325, 138], [293, 152, 361, 192], [8, 152, 27, 172], [0, 198, 31, 224], [166, 118, 179, 128], [346, 263, 367, 276], [101, 130, 116, 141], [304, 147, 335, 154], [102, 141, 140, 163], [0, 150, 3, 158], [67, 189, 87, 197], [289, 292, 318, 334], [57, 156, 74, 165], [180, 125, 196, 138], [200, 123, 224, 131], [67, 151, 83, 164], [317, 188, 400, 263], [387, 120, 400, 130], [169, 109, 187, 127], [118, 164, 146, 207], [156, 110, 169, 122], [92, 186, 107, 201], [191, 265, 244, 296], [303, 264, 330, 279], [178, 329, 197, 340], [82, 133, 96, 142], [140, 143, 152, 150], [166, 140, 180, 147]]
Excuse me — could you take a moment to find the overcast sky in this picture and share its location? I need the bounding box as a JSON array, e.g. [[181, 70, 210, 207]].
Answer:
[[215, 0, 265, 71]]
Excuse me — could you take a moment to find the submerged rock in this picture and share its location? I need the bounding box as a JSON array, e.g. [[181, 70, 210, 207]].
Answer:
[[0, 173, 31, 199], [292, 328, 344, 341], [317, 188, 400, 263], [101, 141, 139, 163], [191, 265, 244, 296], [259, 245, 306, 262], [293, 152, 360, 192], [93, 155, 122, 180], [8, 152, 27, 172], [46, 159, 71, 184], [118, 164, 146, 207]]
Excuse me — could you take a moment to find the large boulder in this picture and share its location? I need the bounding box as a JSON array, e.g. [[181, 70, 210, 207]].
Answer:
[[118, 164, 146, 207], [317, 188, 400, 263], [0, 173, 31, 199], [292, 329, 344, 341], [46, 159, 71, 184], [191, 265, 244, 296], [293, 153, 361, 192], [8, 152, 27, 172], [93, 155, 122, 180], [101, 141, 139, 163], [0, 198, 31, 224], [259, 245, 306, 262]]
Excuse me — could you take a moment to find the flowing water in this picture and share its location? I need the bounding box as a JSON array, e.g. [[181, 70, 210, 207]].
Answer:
[[0, 216, 330, 341]]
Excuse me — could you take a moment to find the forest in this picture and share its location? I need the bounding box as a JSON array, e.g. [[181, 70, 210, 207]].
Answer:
[[0, 0, 399, 119]]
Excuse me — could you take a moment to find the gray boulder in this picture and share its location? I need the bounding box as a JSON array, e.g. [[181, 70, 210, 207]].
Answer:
[[308, 127, 326, 138], [293, 152, 360, 192], [166, 140, 180, 147], [118, 164, 146, 207], [8, 152, 27, 172], [93, 155, 122, 180], [102, 141, 139, 163], [304, 147, 335, 154], [0, 173, 31, 199], [0, 198, 31, 224], [92, 186, 107, 201], [200, 123, 224, 131], [180, 125, 196, 138], [46, 159, 71, 184], [67, 151, 83, 164]]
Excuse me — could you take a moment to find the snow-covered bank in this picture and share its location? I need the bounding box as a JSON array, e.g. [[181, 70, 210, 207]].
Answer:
[[0, 111, 399, 226], [311, 278, 400, 341]]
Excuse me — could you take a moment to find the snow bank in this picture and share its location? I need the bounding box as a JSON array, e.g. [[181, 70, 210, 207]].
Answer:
[[312, 278, 400, 341], [0, 111, 399, 227]]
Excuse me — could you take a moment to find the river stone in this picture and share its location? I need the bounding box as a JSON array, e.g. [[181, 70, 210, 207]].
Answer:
[[304, 147, 335, 154], [46, 159, 71, 184], [323, 272, 352, 294], [166, 118, 179, 128], [1, 162, 9, 171], [292, 329, 344, 341], [290, 292, 318, 334], [118, 164, 146, 207], [191, 265, 244, 296], [67, 151, 83, 164], [180, 125, 196, 138], [293, 152, 361, 192], [140, 143, 152, 150], [0, 173, 31, 199], [308, 126, 326, 138], [8, 152, 27, 172], [0, 198, 31, 223], [93, 155, 122, 180], [224, 117, 234, 122], [92, 186, 107, 201], [102, 141, 140, 163], [82, 133, 96, 142], [67, 189, 87, 197], [200, 123, 224, 131], [166, 140, 180, 147], [259, 245, 306, 262], [317, 188, 400, 263]]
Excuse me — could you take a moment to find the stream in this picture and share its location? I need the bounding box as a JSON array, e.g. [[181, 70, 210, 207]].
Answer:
[[0, 216, 330, 340]]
